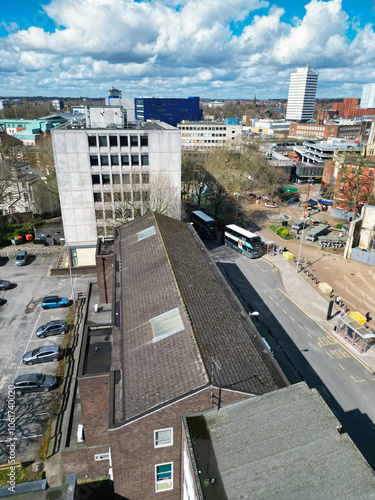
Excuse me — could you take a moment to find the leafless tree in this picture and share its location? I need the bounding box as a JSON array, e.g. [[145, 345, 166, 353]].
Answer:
[[336, 152, 375, 220]]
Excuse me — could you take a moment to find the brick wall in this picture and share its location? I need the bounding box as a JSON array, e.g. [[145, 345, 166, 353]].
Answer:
[[78, 374, 111, 447], [61, 385, 251, 499], [109, 387, 251, 499], [96, 253, 114, 304]]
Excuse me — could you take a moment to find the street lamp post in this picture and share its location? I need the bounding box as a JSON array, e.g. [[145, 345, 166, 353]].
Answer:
[[234, 192, 240, 223], [66, 240, 75, 302]]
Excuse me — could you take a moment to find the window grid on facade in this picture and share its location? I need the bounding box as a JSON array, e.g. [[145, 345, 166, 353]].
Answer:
[[155, 463, 173, 492], [154, 428, 173, 448]]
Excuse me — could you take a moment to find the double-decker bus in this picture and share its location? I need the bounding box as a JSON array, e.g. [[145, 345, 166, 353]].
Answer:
[[190, 211, 217, 240], [224, 224, 262, 259]]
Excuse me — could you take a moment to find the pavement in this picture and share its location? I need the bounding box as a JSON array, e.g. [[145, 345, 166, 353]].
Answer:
[[262, 251, 375, 375]]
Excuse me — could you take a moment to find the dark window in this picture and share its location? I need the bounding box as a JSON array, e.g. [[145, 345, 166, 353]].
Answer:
[[92, 174, 100, 185], [142, 173, 149, 184], [132, 173, 140, 184], [114, 192, 122, 202], [134, 208, 142, 217], [105, 210, 113, 219], [103, 192, 112, 202], [131, 154, 139, 166], [93, 192, 102, 202], [102, 174, 110, 185], [98, 135, 107, 147], [134, 191, 141, 201], [130, 135, 138, 147], [143, 191, 150, 202], [88, 136, 97, 147], [111, 154, 119, 166], [141, 154, 149, 166], [123, 192, 131, 202], [124, 209, 132, 218], [369, 170, 373, 177], [109, 135, 118, 147], [122, 174, 130, 184], [120, 135, 128, 147], [112, 174, 120, 184], [101, 155, 109, 166], [140, 135, 148, 147], [90, 155, 99, 166], [95, 210, 103, 219], [121, 154, 129, 166]]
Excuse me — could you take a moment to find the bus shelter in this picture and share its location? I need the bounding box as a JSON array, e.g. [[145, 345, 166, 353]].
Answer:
[[336, 313, 375, 353], [259, 235, 276, 254]]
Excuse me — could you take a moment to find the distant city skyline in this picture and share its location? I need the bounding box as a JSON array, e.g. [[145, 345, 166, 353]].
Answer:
[[1, 0, 375, 99]]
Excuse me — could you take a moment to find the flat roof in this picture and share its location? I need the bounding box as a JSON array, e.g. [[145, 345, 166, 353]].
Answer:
[[185, 382, 375, 499]]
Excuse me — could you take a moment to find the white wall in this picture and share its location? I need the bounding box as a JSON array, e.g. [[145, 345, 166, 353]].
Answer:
[[52, 126, 181, 252]]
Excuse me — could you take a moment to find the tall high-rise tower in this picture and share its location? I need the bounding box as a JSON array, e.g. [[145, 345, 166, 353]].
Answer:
[[285, 66, 318, 122], [360, 83, 375, 109]]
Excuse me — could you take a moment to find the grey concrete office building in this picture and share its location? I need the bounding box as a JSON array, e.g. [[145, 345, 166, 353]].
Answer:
[[52, 121, 181, 267]]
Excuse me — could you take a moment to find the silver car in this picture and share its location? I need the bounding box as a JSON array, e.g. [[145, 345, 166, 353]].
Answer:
[[22, 345, 64, 365]]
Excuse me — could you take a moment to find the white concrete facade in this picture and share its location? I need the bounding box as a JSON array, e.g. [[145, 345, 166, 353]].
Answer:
[[286, 66, 318, 122], [52, 124, 181, 266], [177, 121, 242, 150]]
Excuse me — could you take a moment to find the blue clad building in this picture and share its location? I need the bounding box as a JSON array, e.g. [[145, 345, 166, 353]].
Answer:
[[135, 97, 202, 126]]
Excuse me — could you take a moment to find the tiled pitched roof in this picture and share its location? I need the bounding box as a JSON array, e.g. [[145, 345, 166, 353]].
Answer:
[[114, 213, 286, 422]]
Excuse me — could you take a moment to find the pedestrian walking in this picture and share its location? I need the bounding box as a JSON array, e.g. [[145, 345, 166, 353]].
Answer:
[[366, 312, 371, 322], [335, 295, 341, 306]]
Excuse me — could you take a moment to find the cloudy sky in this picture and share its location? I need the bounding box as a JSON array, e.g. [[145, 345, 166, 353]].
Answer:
[[1, 0, 375, 99]]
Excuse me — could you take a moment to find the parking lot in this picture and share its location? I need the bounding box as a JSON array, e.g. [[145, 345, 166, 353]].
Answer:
[[0, 252, 92, 463]]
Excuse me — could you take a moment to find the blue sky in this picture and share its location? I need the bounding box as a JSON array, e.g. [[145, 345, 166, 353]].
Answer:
[[1, 0, 375, 99]]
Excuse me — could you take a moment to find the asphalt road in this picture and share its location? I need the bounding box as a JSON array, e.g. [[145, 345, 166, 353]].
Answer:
[[207, 239, 375, 469], [0, 253, 91, 463]]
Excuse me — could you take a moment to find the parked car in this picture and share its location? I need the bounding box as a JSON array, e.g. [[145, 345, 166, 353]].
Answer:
[[14, 373, 58, 395], [15, 250, 28, 266], [264, 202, 279, 208], [41, 296, 69, 309], [22, 345, 64, 365], [0, 279, 11, 290], [287, 197, 300, 204], [36, 320, 68, 338]]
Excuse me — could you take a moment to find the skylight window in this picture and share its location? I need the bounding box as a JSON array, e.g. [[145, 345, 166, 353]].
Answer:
[[138, 226, 156, 241], [150, 308, 184, 342]]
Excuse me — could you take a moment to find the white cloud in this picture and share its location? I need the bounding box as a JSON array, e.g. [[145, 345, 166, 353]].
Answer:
[[1, 0, 375, 98]]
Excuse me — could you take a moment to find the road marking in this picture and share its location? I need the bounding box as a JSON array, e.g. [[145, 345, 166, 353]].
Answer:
[[275, 302, 279, 307], [326, 352, 333, 358], [268, 296, 273, 300], [29, 309, 43, 342], [351, 375, 366, 383], [317, 336, 338, 347], [298, 325, 303, 330], [307, 333, 312, 338], [277, 288, 374, 374], [339, 364, 345, 370], [282, 310, 287, 314], [290, 317, 295, 321]]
